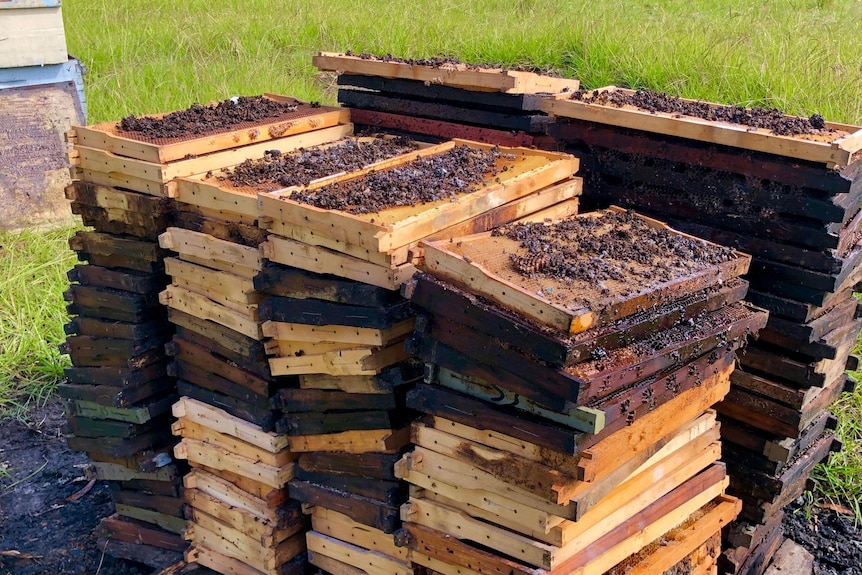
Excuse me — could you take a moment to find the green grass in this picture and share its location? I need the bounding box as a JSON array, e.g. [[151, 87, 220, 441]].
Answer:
[[812, 348, 862, 522], [64, 0, 862, 125], [0, 226, 80, 420]]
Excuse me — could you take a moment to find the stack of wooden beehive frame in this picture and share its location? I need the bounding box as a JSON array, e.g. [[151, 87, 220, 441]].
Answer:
[[154, 100, 355, 575], [390, 206, 767, 575], [539, 92, 862, 574], [313, 52, 577, 147], [165, 131, 449, 575], [63, 96, 349, 571], [62, 138, 185, 566], [248, 132, 581, 575]]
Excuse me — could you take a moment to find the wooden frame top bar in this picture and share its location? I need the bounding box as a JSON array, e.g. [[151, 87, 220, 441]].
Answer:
[[314, 51, 580, 95], [70, 94, 349, 164], [542, 86, 862, 167]]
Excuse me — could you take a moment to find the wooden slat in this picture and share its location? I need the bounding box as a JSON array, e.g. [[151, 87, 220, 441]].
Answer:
[[68, 263, 168, 295], [185, 522, 305, 573], [73, 97, 348, 163], [98, 514, 187, 553], [307, 531, 412, 575], [299, 451, 403, 481], [313, 52, 580, 95], [268, 341, 410, 377], [66, 181, 174, 215], [608, 502, 735, 575], [69, 415, 166, 439], [274, 388, 398, 413], [263, 319, 414, 346], [290, 481, 400, 534], [69, 230, 165, 261], [298, 361, 422, 394], [262, 235, 416, 291], [171, 418, 295, 467], [268, 338, 371, 356], [87, 462, 178, 483], [176, 380, 277, 431], [189, 506, 302, 549], [160, 227, 262, 271], [401, 497, 557, 569], [259, 296, 414, 329], [167, 335, 274, 398], [311, 507, 408, 560], [66, 395, 177, 424], [114, 504, 186, 534], [185, 489, 295, 545], [160, 285, 261, 340], [287, 426, 410, 454], [338, 89, 550, 132], [281, 410, 409, 439], [57, 378, 175, 410], [542, 88, 860, 166], [166, 257, 260, 305], [172, 397, 287, 452], [335, 73, 549, 112], [396, 461, 564, 535], [183, 469, 286, 524], [65, 316, 170, 342], [174, 438, 294, 488], [254, 263, 402, 306], [71, 203, 172, 240], [174, 209, 269, 247], [168, 309, 266, 363], [411, 412, 717, 514]]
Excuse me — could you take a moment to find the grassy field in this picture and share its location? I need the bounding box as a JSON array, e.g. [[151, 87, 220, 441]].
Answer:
[[64, 0, 862, 125], [1, 0, 860, 515], [0, 226, 80, 419], [812, 348, 862, 519]]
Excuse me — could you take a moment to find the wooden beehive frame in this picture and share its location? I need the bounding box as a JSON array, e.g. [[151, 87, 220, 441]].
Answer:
[[70, 123, 353, 199], [314, 51, 580, 94], [542, 86, 862, 166], [259, 140, 579, 254], [69, 95, 349, 163], [174, 131, 419, 219], [420, 207, 751, 334]]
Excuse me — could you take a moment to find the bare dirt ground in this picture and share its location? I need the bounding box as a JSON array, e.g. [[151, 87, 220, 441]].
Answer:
[[1, 399, 859, 575], [0, 399, 148, 575], [784, 499, 862, 575]]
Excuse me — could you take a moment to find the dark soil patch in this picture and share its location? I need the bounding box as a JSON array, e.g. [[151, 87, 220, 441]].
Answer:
[[784, 498, 862, 575], [0, 399, 148, 575], [571, 88, 833, 137], [117, 96, 302, 140], [288, 144, 507, 214], [220, 136, 418, 191], [497, 209, 737, 286]]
